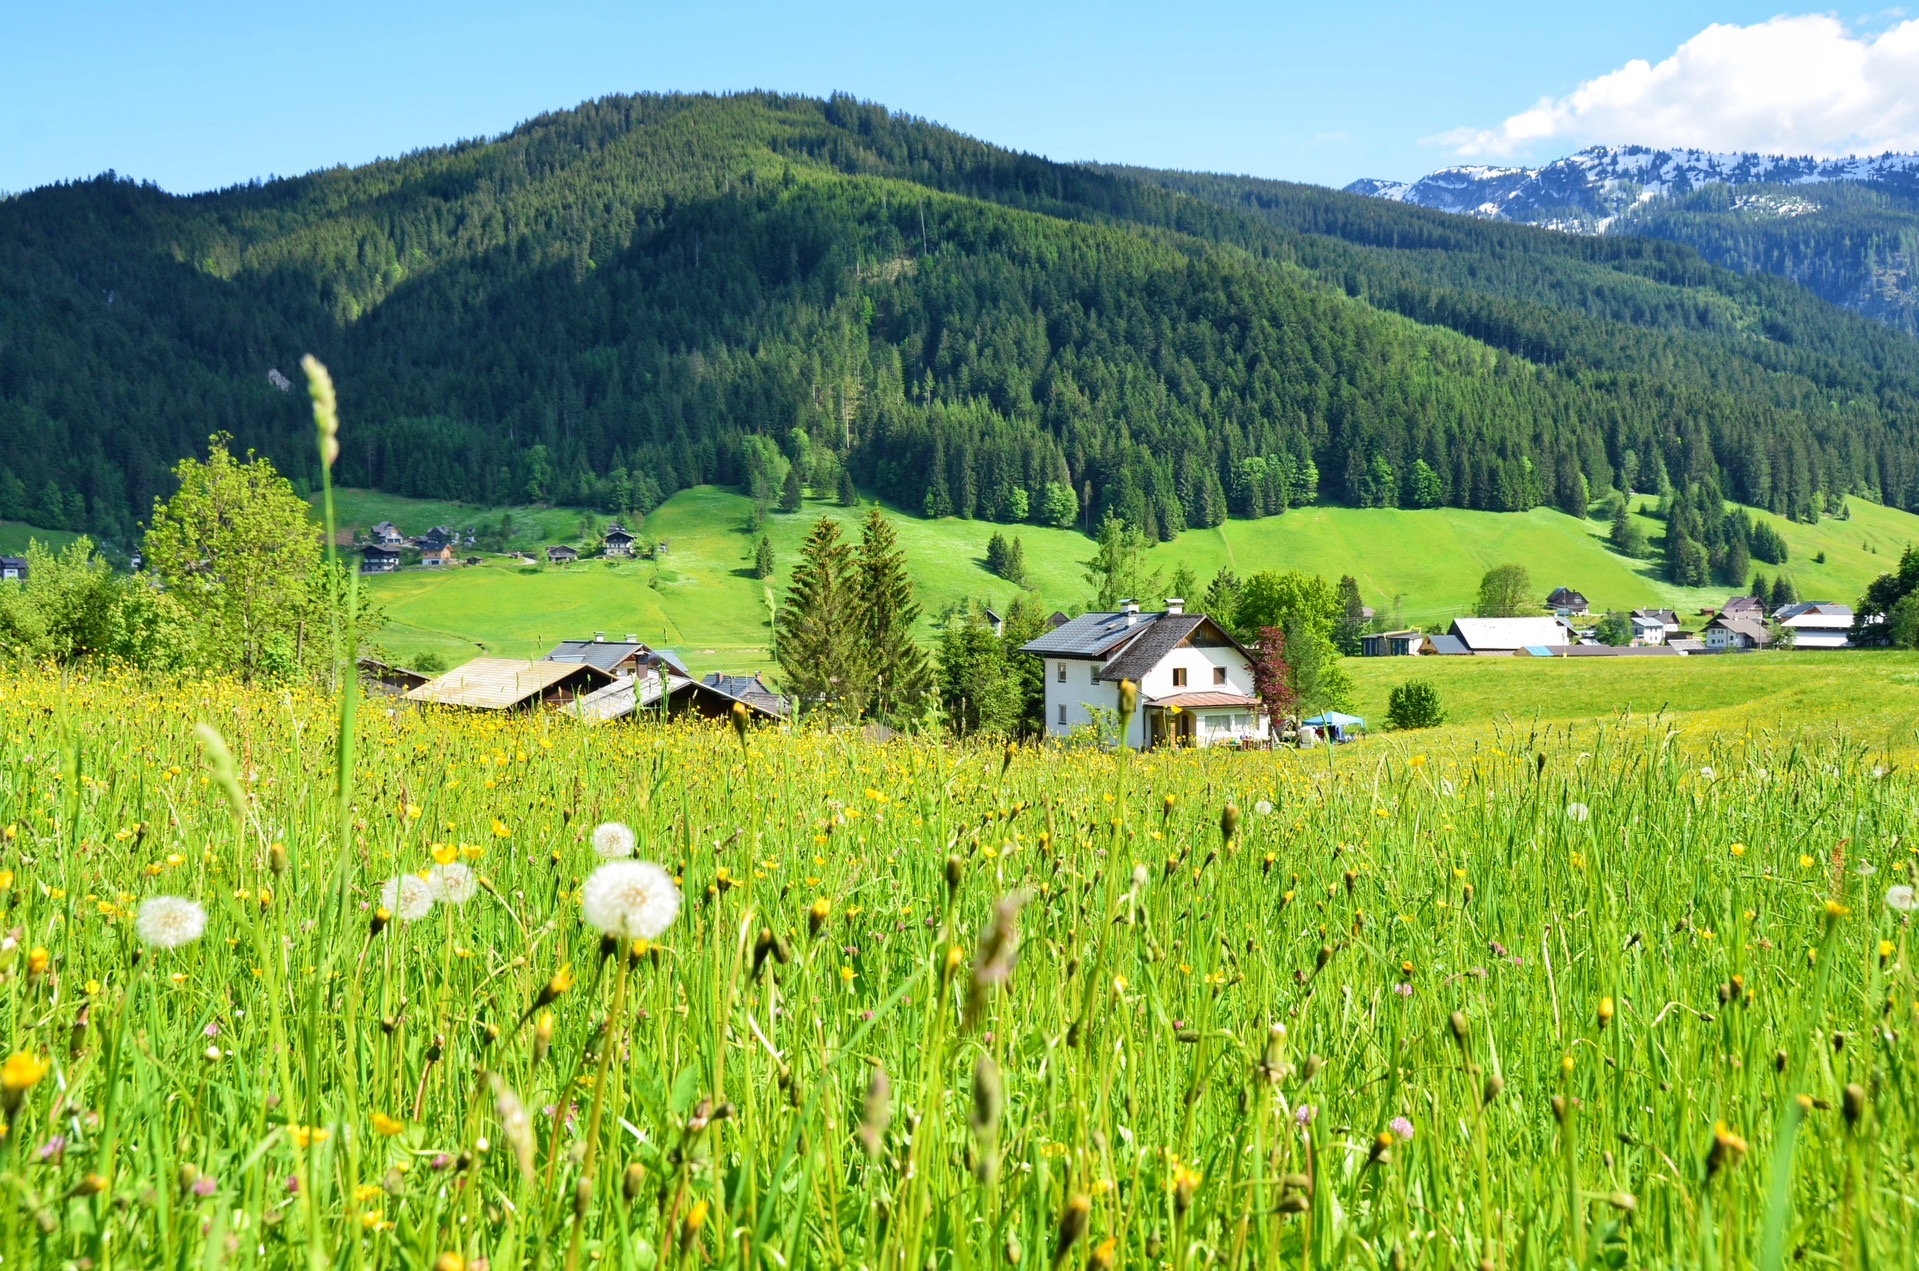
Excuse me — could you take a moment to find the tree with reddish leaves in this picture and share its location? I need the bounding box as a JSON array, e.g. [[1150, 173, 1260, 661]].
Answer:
[[1251, 626, 1296, 729]]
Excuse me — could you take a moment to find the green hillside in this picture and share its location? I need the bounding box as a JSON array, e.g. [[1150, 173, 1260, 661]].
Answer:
[[9, 92, 1919, 555], [359, 485, 1919, 672]]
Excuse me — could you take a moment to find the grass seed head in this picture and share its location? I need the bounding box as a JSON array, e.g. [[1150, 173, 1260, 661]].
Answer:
[[1052, 1194, 1091, 1267]]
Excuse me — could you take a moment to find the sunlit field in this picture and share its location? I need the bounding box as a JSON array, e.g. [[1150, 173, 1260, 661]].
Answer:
[[0, 668, 1911, 1269]]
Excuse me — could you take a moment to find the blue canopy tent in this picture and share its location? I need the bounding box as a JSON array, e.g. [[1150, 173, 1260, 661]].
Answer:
[[1301, 711, 1366, 743]]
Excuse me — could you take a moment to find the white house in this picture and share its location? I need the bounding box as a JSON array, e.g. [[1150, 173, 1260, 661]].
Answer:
[[1629, 613, 1667, 645], [1020, 600, 1268, 749], [1772, 602, 1853, 649], [1448, 616, 1572, 655]]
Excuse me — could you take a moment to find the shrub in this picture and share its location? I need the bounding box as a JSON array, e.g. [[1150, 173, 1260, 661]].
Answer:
[[1386, 679, 1445, 730]]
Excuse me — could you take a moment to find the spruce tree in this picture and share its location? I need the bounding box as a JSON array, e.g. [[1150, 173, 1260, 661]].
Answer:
[[779, 464, 804, 513], [776, 518, 864, 716], [753, 535, 775, 579], [1333, 574, 1367, 655], [856, 508, 931, 721], [985, 531, 1010, 578], [838, 468, 858, 506]]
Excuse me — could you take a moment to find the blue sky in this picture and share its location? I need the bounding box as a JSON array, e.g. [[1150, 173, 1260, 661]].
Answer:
[[2, 3, 1913, 195]]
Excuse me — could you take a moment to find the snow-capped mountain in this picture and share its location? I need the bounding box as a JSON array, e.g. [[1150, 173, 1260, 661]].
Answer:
[[1347, 145, 1919, 233]]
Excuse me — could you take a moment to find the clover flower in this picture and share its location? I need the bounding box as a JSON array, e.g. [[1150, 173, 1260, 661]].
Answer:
[[379, 875, 434, 923], [580, 860, 681, 940], [136, 896, 207, 950]]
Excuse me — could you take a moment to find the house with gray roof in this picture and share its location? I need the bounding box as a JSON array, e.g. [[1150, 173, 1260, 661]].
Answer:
[[1019, 600, 1267, 749]]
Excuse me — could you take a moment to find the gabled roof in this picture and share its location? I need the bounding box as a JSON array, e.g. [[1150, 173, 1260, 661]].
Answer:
[[362, 543, 402, 557], [543, 640, 652, 673], [700, 672, 791, 718], [1707, 615, 1772, 643], [1546, 586, 1588, 605], [1773, 602, 1851, 623], [406, 658, 614, 710], [1632, 608, 1678, 623], [1100, 615, 1213, 682], [1425, 633, 1469, 656], [604, 525, 635, 541]]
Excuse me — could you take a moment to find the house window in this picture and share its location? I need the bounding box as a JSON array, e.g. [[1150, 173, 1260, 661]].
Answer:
[[1213, 666, 1227, 685], [1089, 665, 1099, 685], [1172, 667, 1187, 688], [1057, 704, 1067, 726], [1056, 662, 1066, 683]]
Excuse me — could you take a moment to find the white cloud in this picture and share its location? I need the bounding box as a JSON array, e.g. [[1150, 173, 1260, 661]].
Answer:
[[1436, 15, 1919, 159]]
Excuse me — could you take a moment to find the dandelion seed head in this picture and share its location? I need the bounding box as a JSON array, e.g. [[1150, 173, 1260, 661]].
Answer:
[[1565, 802, 1589, 823], [591, 821, 636, 860], [1887, 885, 1917, 913], [1254, 800, 1273, 816], [580, 860, 680, 940], [429, 862, 476, 905], [136, 896, 207, 950], [380, 875, 434, 922]]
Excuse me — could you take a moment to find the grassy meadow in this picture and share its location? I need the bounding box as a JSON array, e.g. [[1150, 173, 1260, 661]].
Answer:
[[1, 668, 1915, 1269], [339, 486, 1919, 674]]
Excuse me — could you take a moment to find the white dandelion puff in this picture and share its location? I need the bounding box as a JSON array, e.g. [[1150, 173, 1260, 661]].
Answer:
[[581, 860, 681, 940], [1887, 885, 1917, 914], [1699, 766, 1716, 782], [136, 896, 207, 950], [380, 875, 435, 922], [1857, 862, 1878, 878], [1565, 802, 1590, 823], [1254, 800, 1274, 816], [429, 862, 477, 905], [591, 821, 636, 860]]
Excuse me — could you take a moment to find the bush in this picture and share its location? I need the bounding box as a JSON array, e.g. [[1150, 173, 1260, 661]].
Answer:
[[1386, 679, 1445, 730]]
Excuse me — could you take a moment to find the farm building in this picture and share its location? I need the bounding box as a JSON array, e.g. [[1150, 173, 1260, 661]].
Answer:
[[356, 657, 429, 695], [603, 525, 636, 557], [0, 556, 28, 583], [1021, 600, 1266, 750], [1447, 617, 1572, 655], [1772, 602, 1854, 649], [406, 658, 615, 711], [542, 636, 665, 678], [546, 545, 579, 565], [369, 521, 405, 547], [419, 542, 454, 568], [1361, 629, 1425, 657], [1703, 615, 1772, 651]]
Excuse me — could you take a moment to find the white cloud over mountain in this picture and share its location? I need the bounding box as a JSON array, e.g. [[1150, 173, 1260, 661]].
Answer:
[[1436, 15, 1919, 159]]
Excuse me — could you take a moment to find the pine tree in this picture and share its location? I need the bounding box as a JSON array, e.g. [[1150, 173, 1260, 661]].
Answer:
[[838, 468, 858, 507], [856, 508, 931, 721], [1202, 569, 1243, 631], [753, 535, 775, 579], [776, 518, 864, 716], [1004, 536, 1026, 587], [1333, 574, 1367, 655], [985, 531, 1010, 578], [779, 464, 804, 513]]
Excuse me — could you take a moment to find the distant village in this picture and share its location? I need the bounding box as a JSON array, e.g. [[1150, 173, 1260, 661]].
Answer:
[[1361, 585, 1857, 658]]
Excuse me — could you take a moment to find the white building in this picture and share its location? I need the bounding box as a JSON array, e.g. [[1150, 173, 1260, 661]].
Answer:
[[1020, 601, 1268, 749], [1448, 616, 1572, 655], [1772, 602, 1853, 649]]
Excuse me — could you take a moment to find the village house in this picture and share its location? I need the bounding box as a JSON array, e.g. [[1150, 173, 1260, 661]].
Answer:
[[603, 524, 636, 558], [369, 521, 405, 547], [542, 635, 665, 678], [1629, 612, 1667, 644], [1546, 586, 1589, 618], [1771, 602, 1854, 649], [546, 545, 580, 565], [361, 543, 402, 574], [1447, 616, 1572, 656], [1720, 595, 1766, 621], [1633, 608, 1680, 637], [419, 541, 455, 568], [1361, 629, 1425, 657], [0, 556, 28, 583], [356, 656, 429, 696], [1020, 600, 1268, 750], [1703, 614, 1772, 652]]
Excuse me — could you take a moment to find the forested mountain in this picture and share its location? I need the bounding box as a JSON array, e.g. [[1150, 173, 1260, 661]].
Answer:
[[6, 94, 1919, 549], [1346, 146, 1919, 336]]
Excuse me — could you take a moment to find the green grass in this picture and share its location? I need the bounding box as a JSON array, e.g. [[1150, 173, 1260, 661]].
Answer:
[[8, 667, 1918, 1268], [0, 520, 82, 556], [357, 485, 1919, 674]]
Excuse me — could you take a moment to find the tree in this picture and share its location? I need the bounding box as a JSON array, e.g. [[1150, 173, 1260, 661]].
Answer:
[[1202, 569, 1243, 629], [1594, 612, 1633, 646], [778, 464, 804, 513], [0, 537, 193, 671], [775, 518, 864, 716], [837, 468, 858, 507], [1386, 680, 1445, 730], [1165, 563, 1198, 607], [1233, 571, 1342, 643], [753, 535, 776, 579], [1333, 575, 1367, 656], [1283, 619, 1353, 717], [1475, 564, 1533, 618], [1889, 592, 1919, 649], [1770, 574, 1799, 609], [144, 437, 328, 681], [937, 609, 1021, 737], [1082, 513, 1159, 611], [1038, 483, 1078, 529], [999, 591, 1050, 735], [855, 508, 931, 722], [1250, 627, 1296, 726], [1854, 547, 1919, 645], [1608, 501, 1651, 559]]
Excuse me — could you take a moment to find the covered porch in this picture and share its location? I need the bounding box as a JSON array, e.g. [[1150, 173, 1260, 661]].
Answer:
[[1145, 691, 1267, 749]]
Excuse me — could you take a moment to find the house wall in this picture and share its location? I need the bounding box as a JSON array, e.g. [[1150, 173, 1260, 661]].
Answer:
[[1040, 640, 1258, 748]]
